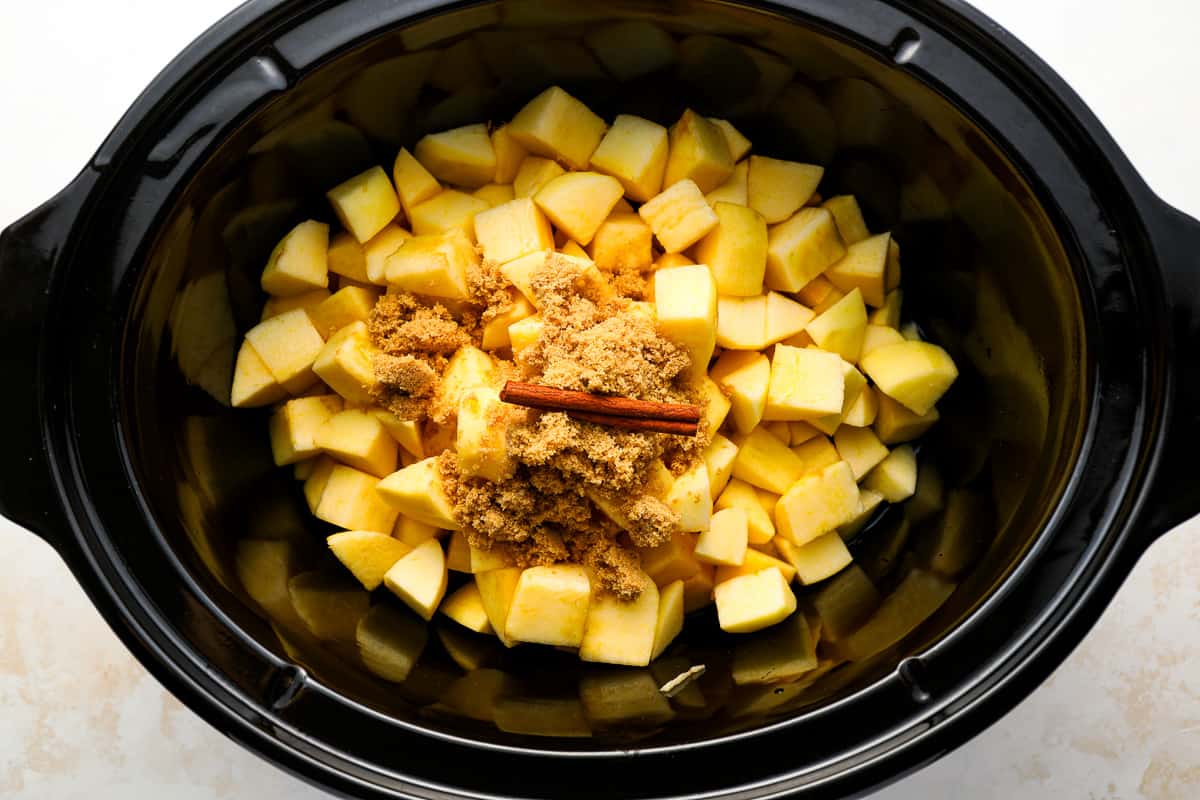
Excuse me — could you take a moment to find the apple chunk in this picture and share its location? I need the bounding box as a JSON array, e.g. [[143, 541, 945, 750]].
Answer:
[[414, 122, 497, 188], [534, 171, 625, 245], [376, 456, 461, 530], [639, 179, 719, 253], [473, 197, 555, 270], [261, 220, 329, 296], [765, 344, 844, 421], [693, 201, 767, 296], [764, 207, 845, 292], [588, 114, 669, 202], [826, 233, 890, 307], [505, 565, 592, 647], [664, 109, 734, 193], [714, 567, 797, 633], [775, 460, 862, 546], [747, 156, 823, 224], [507, 85, 607, 170], [327, 165, 400, 243], [710, 350, 769, 433], [860, 341, 959, 415], [807, 288, 868, 363], [383, 538, 449, 621], [579, 571, 659, 667], [327, 530, 412, 591], [654, 264, 717, 378]]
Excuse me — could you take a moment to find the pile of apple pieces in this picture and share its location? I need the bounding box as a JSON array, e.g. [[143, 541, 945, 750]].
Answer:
[[227, 84, 958, 667]]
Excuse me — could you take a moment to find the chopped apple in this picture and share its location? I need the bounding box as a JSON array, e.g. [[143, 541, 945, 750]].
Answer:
[[764, 207, 846, 292], [473, 197, 555, 265], [456, 387, 512, 482], [698, 374, 732, 436], [730, 426, 807, 494], [261, 288, 330, 321], [312, 320, 377, 406], [311, 463, 399, 532], [407, 190, 487, 243], [664, 109, 734, 193], [376, 456, 461, 529], [638, 530, 702, 586], [269, 395, 343, 465], [709, 118, 752, 161], [371, 409, 423, 458], [303, 456, 336, 514], [327, 530, 412, 591], [806, 288, 868, 363], [481, 291, 535, 351], [441, 582, 493, 633], [491, 124, 527, 183], [826, 232, 889, 308], [414, 123, 497, 187], [714, 567, 797, 633], [705, 159, 749, 206], [778, 532, 852, 586], [650, 579, 685, 659], [715, 478, 775, 545], [765, 344, 844, 420], [393, 514, 439, 546], [384, 229, 477, 300], [588, 114, 669, 202], [789, 435, 841, 477], [703, 434, 740, 497], [469, 541, 514, 573], [834, 426, 889, 480], [682, 565, 716, 613], [840, 488, 884, 538], [588, 212, 653, 273], [309, 286, 377, 338], [244, 308, 325, 394], [715, 548, 796, 585], [393, 147, 442, 217], [513, 156, 566, 198], [534, 171, 624, 245], [715, 295, 769, 350], [505, 564, 592, 647], [435, 345, 498, 418], [775, 460, 862, 545], [870, 288, 902, 328], [639, 179, 719, 253], [476, 566, 523, 647], [654, 264, 717, 377], [444, 530, 472, 573], [842, 384, 879, 427], [821, 194, 870, 245], [666, 460, 712, 532], [508, 85, 607, 170], [327, 231, 371, 284], [747, 156, 823, 224], [860, 324, 906, 359], [559, 240, 588, 259], [508, 314, 545, 354], [693, 202, 767, 296], [261, 220, 330, 296], [863, 444, 917, 502], [765, 291, 815, 345], [362, 225, 412, 284], [579, 570, 659, 666], [473, 183, 516, 208], [327, 165, 401, 243], [315, 409, 398, 478], [499, 250, 551, 307], [288, 571, 370, 642], [383, 538, 448, 621], [861, 341, 958, 415], [710, 350, 769, 433], [694, 507, 748, 566], [795, 274, 838, 307]]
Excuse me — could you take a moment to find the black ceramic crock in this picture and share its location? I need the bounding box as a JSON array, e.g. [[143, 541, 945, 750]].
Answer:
[[2, 0, 1198, 797]]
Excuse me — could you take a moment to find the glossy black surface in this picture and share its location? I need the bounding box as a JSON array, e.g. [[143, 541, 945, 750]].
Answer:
[[0, 0, 1197, 798]]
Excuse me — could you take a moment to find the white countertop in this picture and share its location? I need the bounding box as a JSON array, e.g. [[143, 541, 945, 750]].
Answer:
[[2, 1, 1198, 797]]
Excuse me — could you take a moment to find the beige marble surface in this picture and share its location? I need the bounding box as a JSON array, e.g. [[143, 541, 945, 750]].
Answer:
[[2, 1, 1199, 798]]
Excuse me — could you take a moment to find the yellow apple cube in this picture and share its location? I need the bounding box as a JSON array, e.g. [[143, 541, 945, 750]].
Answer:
[[861, 324, 906, 359], [715, 548, 797, 584], [860, 341, 959, 415], [874, 393, 940, 444], [869, 289, 903, 328], [244, 309, 326, 394], [654, 264, 717, 377], [714, 567, 797, 633], [694, 202, 767, 296], [863, 444, 917, 502], [694, 507, 748, 566], [826, 232, 889, 307], [327, 165, 400, 243], [393, 514, 440, 546], [789, 435, 841, 476], [765, 344, 844, 421], [474, 183, 516, 208], [639, 530, 702, 587], [312, 321, 377, 406], [383, 538, 448, 621], [579, 571, 659, 666], [469, 542, 514, 574], [327, 231, 370, 284], [315, 409, 398, 478], [705, 159, 749, 207], [491, 124, 527, 183], [261, 288, 330, 321], [650, 579, 685, 659], [436, 345, 498, 416], [775, 460, 862, 545], [371, 409, 423, 458], [414, 123, 497, 188], [715, 478, 775, 545], [441, 582, 493, 633], [834, 426, 889, 480], [499, 250, 551, 307], [764, 207, 846, 292], [473, 197, 554, 265], [328, 530, 412, 591], [481, 292, 535, 351], [639, 179, 719, 253], [376, 456, 461, 529], [261, 220, 330, 296], [698, 375, 732, 437], [664, 109, 734, 193], [842, 384, 879, 427], [779, 532, 853, 588], [508, 85, 607, 170], [513, 156, 566, 198], [588, 213, 652, 272], [505, 565, 592, 647], [312, 463, 399, 533], [362, 225, 412, 284], [446, 530, 472, 573], [508, 314, 545, 355], [560, 239, 588, 259], [384, 229, 477, 300], [730, 426, 807, 494], [747, 156, 823, 224], [710, 351, 769, 432], [765, 291, 815, 345], [715, 295, 769, 350], [392, 147, 442, 217], [534, 171, 624, 245], [709, 118, 751, 161], [304, 456, 336, 514], [456, 387, 512, 482], [476, 566, 522, 647], [408, 189, 490, 241], [309, 286, 377, 338], [666, 460, 712, 532], [806, 288, 868, 362], [703, 434, 740, 497], [822, 195, 870, 245], [839, 488, 884, 538], [269, 395, 343, 465], [588, 114, 669, 202]]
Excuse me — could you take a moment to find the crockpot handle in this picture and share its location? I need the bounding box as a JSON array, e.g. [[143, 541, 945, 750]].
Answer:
[[0, 170, 96, 554], [1136, 200, 1200, 542]]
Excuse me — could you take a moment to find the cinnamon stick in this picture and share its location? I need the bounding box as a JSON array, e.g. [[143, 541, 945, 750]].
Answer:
[[566, 410, 699, 436], [500, 381, 701, 423]]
